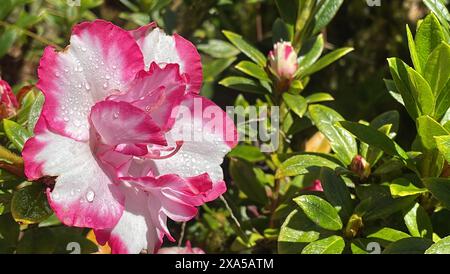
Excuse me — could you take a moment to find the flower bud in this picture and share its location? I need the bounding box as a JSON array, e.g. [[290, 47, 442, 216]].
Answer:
[[350, 155, 371, 180], [268, 41, 298, 80], [304, 179, 324, 192], [0, 79, 18, 119]]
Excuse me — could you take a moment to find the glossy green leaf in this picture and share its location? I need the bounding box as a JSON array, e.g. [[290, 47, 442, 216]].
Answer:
[[219, 76, 267, 95], [197, 39, 240, 58], [27, 91, 45, 133], [436, 135, 450, 162], [406, 25, 422, 73], [300, 47, 353, 77], [415, 13, 445, 69], [301, 235, 345, 254], [298, 34, 324, 71], [235, 61, 270, 82], [203, 57, 236, 82], [278, 209, 331, 254], [319, 167, 353, 222], [282, 93, 307, 118], [11, 184, 53, 224], [389, 178, 427, 197], [383, 237, 433, 254], [294, 195, 343, 231], [425, 236, 450, 254], [222, 30, 267, 67], [416, 115, 449, 150], [423, 43, 450, 95], [436, 80, 450, 120], [404, 203, 433, 239], [276, 154, 342, 178], [367, 227, 410, 243], [407, 67, 435, 116], [312, 0, 344, 34], [309, 105, 357, 165], [305, 93, 334, 104], [228, 145, 265, 163], [3, 119, 32, 152], [423, 178, 450, 210], [339, 121, 409, 161]]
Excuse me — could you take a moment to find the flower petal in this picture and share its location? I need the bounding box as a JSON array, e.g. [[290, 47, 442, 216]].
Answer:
[[144, 95, 238, 182], [22, 117, 124, 229], [109, 64, 186, 131], [95, 185, 165, 254], [37, 20, 144, 141], [130, 24, 202, 94], [90, 100, 166, 147]]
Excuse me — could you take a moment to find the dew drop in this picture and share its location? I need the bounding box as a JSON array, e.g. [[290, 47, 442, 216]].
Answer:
[[105, 75, 111, 80], [113, 112, 119, 120], [81, 47, 87, 52], [103, 82, 108, 89], [86, 190, 95, 203], [84, 82, 91, 91]]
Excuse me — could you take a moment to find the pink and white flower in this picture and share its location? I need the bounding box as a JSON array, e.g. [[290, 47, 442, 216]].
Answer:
[[22, 20, 238, 254], [268, 41, 298, 80], [157, 241, 205, 254], [0, 78, 18, 119]]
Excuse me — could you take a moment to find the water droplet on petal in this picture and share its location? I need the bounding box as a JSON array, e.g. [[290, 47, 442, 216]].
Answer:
[[113, 112, 119, 120], [81, 47, 87, 52], [85, 82, 91, 91], [86, 190, 95, 203], [103, 82, 108, 89]]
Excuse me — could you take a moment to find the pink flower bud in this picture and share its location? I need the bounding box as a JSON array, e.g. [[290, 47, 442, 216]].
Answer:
[[0, 79, 18, 119], [304, 179, 324, 192], [268, 41, 298, 80], [350, 155, 371, 180]]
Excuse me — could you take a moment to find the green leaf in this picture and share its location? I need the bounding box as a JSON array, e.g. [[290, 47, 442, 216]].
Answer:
[[203, 57, 236, 82], [423, 178, 450, 210], [276, 154, 342, 178], [219, 76, 268, 95], [278, 209, 331, 254], [339, 121, 409, 161], [417, 115, 449, 150], [383, 237, 433, 254], [404, 203, 433, 239], [436, 135, 450, 162], [228, 145, 265, 163], [319, 167, 353, 222], [27, 91, 44, 133], [385, 78, 405, 106], [367, 227, 410, 243], [305, 93, 334, 104], [300, 47, 353, 77], [222, 30, 267, 67], [425, 236, 450, 254], [229, 159, 268, 205], [275, 0, 298, 26], [3, 119, 32, 152], [423, 0, 450, 38], [16, 228, 57, 254], [436, 80, 450, 120], [371, 110, 400, 135], [0, 28, 17, 58], [387, 58, 420, 119], [294, 195, 343, 231], [197, 39, 240, 58], [407, 67, 435, 116], [301, 235, 345, 254], [11, 184, 53, 224], [298, 34, 324, 71], [415, 13, 445, 70], [272, 18, 292, 43], [389, 178, 427, 197], [0, 213, 19, 253], [406, 25, 422, 73], [282, 93, 307, 118], [309, 105, 357, 165], [312, 0, 344, 34], [235, 61, 270, 82], [424, 43, 450, 95]]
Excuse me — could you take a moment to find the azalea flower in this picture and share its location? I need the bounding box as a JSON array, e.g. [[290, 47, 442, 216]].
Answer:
[[157, 241, 205, 254], [0, 78, 18, 119], [22, 20, 238, 254]]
